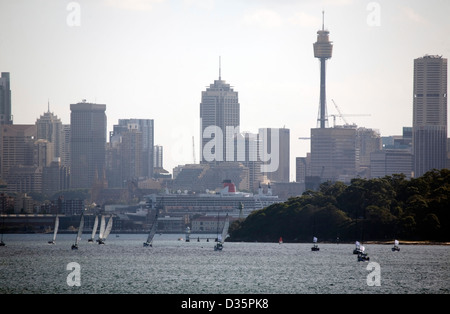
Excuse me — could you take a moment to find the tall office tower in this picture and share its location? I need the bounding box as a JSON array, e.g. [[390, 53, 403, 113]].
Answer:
[[313, 12, 333, 128], [310, 126, 356, 183], [0, 125, 36, 180], [296, 154, 311, 183], [120, 123, 143, 183], [154, 145, 163, 169], [70, 101, 107, 189], [36, 103, 62, 160], [112, 119, 154, 178], [60, 125, 71, 168], [238, 131, 263, 192], [355, 127, 381, 178], [412, 55, 447, 177], [0, 72, 12, 125], [200, 59, 240, 163], [260, 127, 290, 183]]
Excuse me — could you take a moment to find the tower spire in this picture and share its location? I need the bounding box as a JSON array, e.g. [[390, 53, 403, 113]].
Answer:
[[219, 56, 221, 80], [322, 10, 325, 31]]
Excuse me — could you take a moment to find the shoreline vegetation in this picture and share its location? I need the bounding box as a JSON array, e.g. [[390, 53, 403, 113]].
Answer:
[[228, 169, 450, 244]]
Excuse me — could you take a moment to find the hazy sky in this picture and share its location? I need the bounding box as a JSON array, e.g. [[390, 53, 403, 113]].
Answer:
[[1, 0, 449, 181]]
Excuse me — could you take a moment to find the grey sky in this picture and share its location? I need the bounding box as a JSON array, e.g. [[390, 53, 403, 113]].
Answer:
[[1, 0, 449, 180]]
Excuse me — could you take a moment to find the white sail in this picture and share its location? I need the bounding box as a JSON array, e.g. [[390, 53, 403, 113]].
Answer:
[[98, 215, 106, 240], [146, 211, 159, 244], [103, 216, 113, 240], [75, 214, 84, 245], [394, 239, 399, 246], [313, 236, 318, 243], [52, 215, 59, 242], [220, 214, 229, 244], [91, 215, 98, 240]]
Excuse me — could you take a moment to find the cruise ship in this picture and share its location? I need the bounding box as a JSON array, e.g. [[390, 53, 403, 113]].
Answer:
[[142, 180, 280, 218]]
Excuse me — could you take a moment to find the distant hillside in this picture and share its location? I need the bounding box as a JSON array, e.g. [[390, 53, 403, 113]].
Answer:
[[228, 169, 450, 243]]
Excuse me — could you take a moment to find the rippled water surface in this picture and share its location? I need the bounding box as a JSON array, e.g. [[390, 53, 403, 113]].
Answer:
[[1, 234, 449, 294]]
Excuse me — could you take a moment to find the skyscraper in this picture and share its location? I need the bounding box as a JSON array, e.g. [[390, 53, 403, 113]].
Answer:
[[36, 102, 63, 160], [112, 119, 154, 178], [412, 55, 447, 177], [70, 101, 107, 189], [0, 72, 12, 125], [260, 127, 290, 183], [200, 59, 240, 163]]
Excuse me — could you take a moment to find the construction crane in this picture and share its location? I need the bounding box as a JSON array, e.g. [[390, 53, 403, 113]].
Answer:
[[330, 99, 371, 127]]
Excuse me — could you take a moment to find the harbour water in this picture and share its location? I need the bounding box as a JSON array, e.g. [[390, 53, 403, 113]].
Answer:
[[0, 233, 449, 294]]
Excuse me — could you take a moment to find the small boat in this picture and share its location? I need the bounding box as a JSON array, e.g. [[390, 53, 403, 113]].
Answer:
[[88, 215, 98, 242], [98, 215, 113, 245], [311, 236, 319, 251], [357, 245, 370, 262], [392, 239, 400, 252], [143, 209, 159, 247], [214, 214, 229, 251], [279, 237, 283, 244], [71, 213, 84, 250], [353, 241, 362, 254], [48, 215, 59, 244]]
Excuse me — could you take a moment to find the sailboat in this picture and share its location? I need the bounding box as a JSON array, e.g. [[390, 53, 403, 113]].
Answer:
[[48, 215, 59, 244], [71, 213, 84, 250], [353, 241, 362, 254], [98, 215, 113, 244], [311, 236, 320, 251], [357, 245, 370, 261], [88, 215, 98, 242], [392, 239, 400, 252], [143, 209, 159, 247], [97, 215, 106, 243], [214, 214, 229, 251]]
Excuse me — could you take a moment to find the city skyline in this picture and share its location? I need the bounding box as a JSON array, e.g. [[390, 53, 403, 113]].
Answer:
[[1, 0, 449, 181]]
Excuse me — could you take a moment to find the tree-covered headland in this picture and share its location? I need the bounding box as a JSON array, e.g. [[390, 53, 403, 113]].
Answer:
[[228, 169, 450, 243]]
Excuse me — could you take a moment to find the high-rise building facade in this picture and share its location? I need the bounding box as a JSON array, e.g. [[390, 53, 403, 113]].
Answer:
[[0, 72, 12, 125], [260, 127, 290, 183], [310, 126, 356, 183], [70, 101, 107, 189], [112, 119, 154, 178], [36, 105, 62, 160], [200, 65, 240, 164], [412, 55, 447, 177]]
